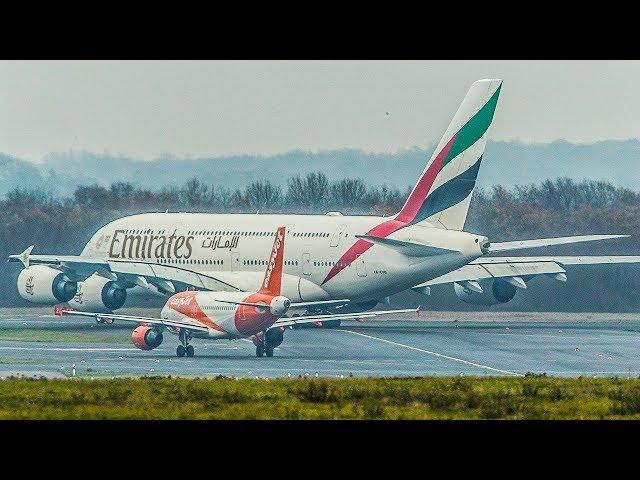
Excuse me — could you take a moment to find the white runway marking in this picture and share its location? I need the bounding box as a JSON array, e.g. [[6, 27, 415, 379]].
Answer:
[[0, 346, 139, 352], [462, 330, 634, 340], [339, 329, 522, 376]]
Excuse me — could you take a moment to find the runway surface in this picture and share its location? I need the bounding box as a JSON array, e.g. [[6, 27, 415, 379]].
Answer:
[[1, 311, 640, 378]]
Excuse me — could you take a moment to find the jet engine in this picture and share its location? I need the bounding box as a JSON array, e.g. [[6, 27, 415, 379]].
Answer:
[[454, 278, 518, 306], [67, 275, 127, 312], [270, 296, 291, 316], [17, 265, 77, 304], [131, 325, 164, 350]]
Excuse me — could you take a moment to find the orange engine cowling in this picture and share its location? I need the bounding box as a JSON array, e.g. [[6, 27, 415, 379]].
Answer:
[[131, 325, 164, 350]]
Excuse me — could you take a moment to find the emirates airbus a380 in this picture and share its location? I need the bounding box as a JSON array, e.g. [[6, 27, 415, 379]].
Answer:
[[58, 227, 414, 357], [10, 79, 640, 329]]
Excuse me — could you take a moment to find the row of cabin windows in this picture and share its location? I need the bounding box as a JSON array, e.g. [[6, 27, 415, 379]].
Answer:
[[162, 258, 224, 265], [292, 232, 330, 238], [187, 230, 333, 238], [243, 259, 300, 266], [314, 261, 351, 267], [125, 229, 166, 235], [190, 230, 275, 236], [203, 305, 233, 311], [159, 258, 347, 268], [123, 229, 336, 238]]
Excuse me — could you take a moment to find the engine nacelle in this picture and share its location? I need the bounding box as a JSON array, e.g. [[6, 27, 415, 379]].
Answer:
[[454, 278, 518, 306], [265, 327, 284, 348], [131, 325, 164, 350], [270, 296, 291, 316], [67, 275, 127, 312], [17, 265, 78, 304]]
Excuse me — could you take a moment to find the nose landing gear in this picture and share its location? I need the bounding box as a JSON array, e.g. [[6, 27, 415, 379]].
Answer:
[[176, 330, 195, 357]]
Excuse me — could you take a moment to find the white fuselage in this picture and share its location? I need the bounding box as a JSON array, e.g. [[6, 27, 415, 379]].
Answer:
[[160, 290, 278, 340], [82, 212, 486, 304]]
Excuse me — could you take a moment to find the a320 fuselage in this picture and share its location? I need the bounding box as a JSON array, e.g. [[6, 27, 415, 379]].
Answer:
[[83, 212, 487, 304], [160, 290, 282, 340]]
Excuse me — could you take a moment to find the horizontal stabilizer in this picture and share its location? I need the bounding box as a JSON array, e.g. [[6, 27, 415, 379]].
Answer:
[[291, 299, 350, 308], [413, 255, 640, 290], [355, 235, 458, 257], [217, 299, 351, 309], [474, 255, 640, 266], [272, 307, 419, 328], [488, 235, 628, 253]]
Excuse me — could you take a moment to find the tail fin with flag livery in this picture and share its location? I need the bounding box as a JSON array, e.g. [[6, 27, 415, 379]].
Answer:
[[395, 79, 502, 230]]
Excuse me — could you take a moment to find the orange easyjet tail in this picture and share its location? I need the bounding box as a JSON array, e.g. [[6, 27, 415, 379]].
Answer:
[[259, 226, 286, 296]]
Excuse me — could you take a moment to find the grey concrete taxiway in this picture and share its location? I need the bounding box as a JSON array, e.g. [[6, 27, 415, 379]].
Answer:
[[1, 310, 640, 378]]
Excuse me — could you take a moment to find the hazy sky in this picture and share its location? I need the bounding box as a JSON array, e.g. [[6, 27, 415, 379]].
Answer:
[[1, 60, 639, 162]]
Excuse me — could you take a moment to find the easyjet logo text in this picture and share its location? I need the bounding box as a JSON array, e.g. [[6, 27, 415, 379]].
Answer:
[[263, 231, 284, 289], [169, 296, 193, 308]]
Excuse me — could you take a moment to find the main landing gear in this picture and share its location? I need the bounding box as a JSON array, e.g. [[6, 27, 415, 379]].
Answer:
[[176, 329, 195, 357], [256, 343, 274, 358], [255, 328, 284, 357]]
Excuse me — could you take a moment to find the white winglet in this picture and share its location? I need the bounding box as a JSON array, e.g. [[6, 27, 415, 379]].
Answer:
[[17, 245, 34, 269]]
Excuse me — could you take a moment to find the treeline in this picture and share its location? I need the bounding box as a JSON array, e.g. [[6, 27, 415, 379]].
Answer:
[[467, 178, 640, 241], [2, 174, 640, 310], [3, 173, 640, 261], [70, 173, 410, 215]]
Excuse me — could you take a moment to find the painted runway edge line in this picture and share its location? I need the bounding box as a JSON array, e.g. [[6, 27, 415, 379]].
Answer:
[[338, 329, 523, 376], [0, 346, 140, 352]]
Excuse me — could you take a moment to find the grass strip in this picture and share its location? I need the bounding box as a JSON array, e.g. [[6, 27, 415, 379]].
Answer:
[[2, 375, 640, 419]]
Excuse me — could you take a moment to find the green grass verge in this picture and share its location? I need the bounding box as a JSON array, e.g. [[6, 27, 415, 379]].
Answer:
[[0, 329, 128, 344], [3, 376, 640, 419]]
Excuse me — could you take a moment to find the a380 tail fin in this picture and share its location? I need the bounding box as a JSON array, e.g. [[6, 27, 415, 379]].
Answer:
[[395, 79, 502, 230], [259, 226, 286, 296]]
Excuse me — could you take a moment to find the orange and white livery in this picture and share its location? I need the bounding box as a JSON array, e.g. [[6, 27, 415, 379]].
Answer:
[[60, 226, 415, 357]]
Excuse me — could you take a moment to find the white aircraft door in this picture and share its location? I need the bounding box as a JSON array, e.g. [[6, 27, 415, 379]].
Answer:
[[230, 252, 240, 272], [356, 254, 367, 277], [330, 224, 347, 247], [302, 253, 311, 275]]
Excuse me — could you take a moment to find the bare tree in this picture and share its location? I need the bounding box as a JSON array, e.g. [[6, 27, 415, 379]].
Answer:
[[330, 178, 367, 211], [286, 172, 329, 212], [182, 178, 209, 206], [244, 180, 282, 211]]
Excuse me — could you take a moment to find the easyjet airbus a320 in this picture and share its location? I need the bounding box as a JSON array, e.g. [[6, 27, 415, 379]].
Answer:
[[10, 79, 640, 352]]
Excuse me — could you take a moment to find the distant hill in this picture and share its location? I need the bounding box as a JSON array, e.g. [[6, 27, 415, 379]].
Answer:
[[3, 139, 640, 196]]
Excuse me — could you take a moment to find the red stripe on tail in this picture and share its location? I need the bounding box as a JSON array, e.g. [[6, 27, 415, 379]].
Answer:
[[260, 226, 286, 295], [395, 134, 457, 224]]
